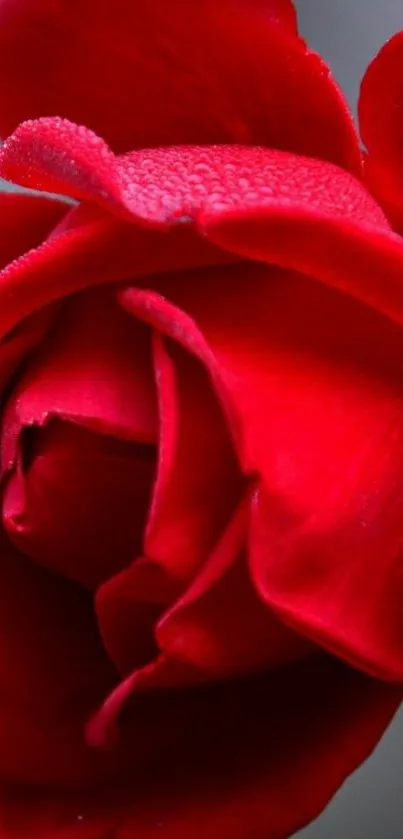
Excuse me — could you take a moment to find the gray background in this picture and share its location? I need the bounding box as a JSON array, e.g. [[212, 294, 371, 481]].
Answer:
[[295, 2, 403, 837]]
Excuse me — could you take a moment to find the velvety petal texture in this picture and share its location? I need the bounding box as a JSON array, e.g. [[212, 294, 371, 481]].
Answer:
[[0, 1, 359, 171], [359, 31, 403, 233]]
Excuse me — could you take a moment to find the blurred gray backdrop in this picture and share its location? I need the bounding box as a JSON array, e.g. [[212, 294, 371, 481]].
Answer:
[[295, 2, 403, 838]]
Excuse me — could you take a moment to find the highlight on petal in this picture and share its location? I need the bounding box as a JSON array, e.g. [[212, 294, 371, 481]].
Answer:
[[359, 31, 403, 232], [0, 1, 359, 171], [0, 131, 366, 225]]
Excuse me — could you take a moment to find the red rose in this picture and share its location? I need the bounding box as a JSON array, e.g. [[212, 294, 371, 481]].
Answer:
[[0, 2, 401, 837], [359, 31, 403, 235]]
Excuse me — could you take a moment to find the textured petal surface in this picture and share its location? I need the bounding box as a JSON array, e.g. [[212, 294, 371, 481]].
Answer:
[[359, 32, 403, 232], [0, 2, 359, 171], [121, 260, 403, 680], [0, 129, 364, 221], [0, 145, 386, 343], [1, 660, 401, 839]]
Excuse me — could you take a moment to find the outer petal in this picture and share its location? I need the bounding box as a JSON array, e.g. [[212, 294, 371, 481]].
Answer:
[[0, 191, 68, 268], [0, 191, 68, 394], [0, 2, 359, 171], [0, 146, 388, 342], [0, 126, 364, 220], [1, 661, 401, 839], [0, 207, 233, 341], [359, 32, 403, 232], [0, 530, 120, 788], [121, 258, 403, 681]]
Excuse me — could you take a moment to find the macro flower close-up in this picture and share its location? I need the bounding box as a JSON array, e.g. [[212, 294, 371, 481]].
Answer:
[[0, 1, 402, 837]]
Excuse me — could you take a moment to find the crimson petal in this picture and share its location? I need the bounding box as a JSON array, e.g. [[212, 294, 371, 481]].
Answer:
[[96, 331, 242, 673], [0, 2, 359, 171], [120, 260, 403, 680], [145, 333, 242, 581], [0, 133, 364, 223], [1, 286, 158, 458], [0, 207, 233, 341], [1, 288, 157, 588], [156, 495, 313, 679], [87, 659, 401, 839], [0, 190, 68, 395], [0, 190, 68, 269], [0, 530, 119, 788], [359, 32, 403, 232], [2, 421, 156, 589]]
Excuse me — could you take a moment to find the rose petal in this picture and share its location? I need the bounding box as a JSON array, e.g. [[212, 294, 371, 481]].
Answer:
[[96, 557, 180, 675], [0, 147, 382, 343], [0, 306, 57, 398], [0, 2, 359, 171], [95, 494, 310, 696], [86, 660, 401, 839], [120, 260, 403, 680], [359, 32, 403, 232], [95, 331, 242, 673], [0, 191, 68, 269], [145, 333, 242, 581], [2, 421, 156, 589], [0, 787, 120, 839], [156, 495, 313, 679], [202, 207, 403, 332], [1, 286, 158, 464], [0, 191, 68, 395], [0, 529, 120, 788], [0, 207, 233, 341], [0, 132, 364, 222], [1, 287, 158, 587]]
